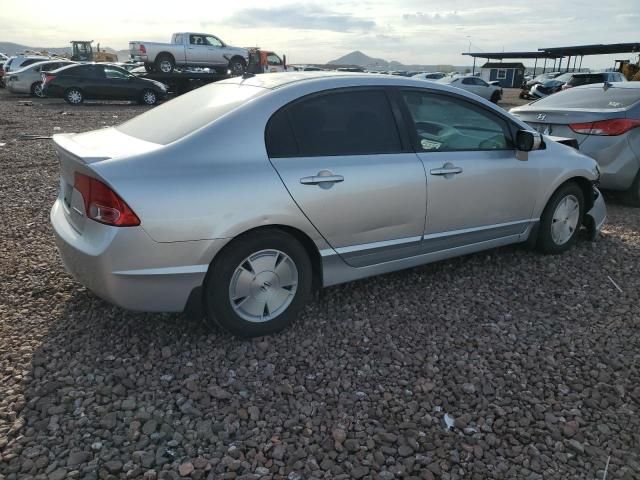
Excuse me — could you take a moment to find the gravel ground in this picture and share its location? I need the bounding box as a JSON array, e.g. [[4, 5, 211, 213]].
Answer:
[[1, 86, 639, 480]]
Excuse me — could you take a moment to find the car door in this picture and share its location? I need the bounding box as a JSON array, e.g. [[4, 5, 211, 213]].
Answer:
[[104, 66, 136, 99], [266, 88, 428, 267], [187, 34, 210, 64], [204, 36, 227, 66], [266, 53, 284, 72], [71, 64, 105, 99], [397, 88, 539, 249]]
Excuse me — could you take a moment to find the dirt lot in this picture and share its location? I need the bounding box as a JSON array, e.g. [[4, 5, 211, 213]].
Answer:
[[0, 86, 639, 480]]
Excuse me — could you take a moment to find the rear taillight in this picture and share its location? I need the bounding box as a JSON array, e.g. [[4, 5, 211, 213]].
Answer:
[[43, 73, 56, 85], [569, 118, 640, 136], [73, 173, 140, 227], [139, 44, 146, 54]]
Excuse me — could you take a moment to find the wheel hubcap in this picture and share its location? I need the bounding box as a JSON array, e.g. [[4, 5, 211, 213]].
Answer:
[[229, 249, 298, 323], [551, 194, 580, 245], [144, 91, 156, 104], [160, 61, 172, 72], [68, 90, 81, 103], [231, 62, 243, 75], [34, 84, 43, 97]]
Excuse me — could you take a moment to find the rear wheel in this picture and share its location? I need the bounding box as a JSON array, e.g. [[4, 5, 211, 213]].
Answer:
[[155, 54, 175, 73], [203, 230, 312, 337], [140, 88, 158, 105], [537, 182, 584, 254], [31, 81, 44, 98], [64, 88, 83, 105]]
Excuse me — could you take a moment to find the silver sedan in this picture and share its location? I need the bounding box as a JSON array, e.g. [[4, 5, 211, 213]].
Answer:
[[51, 73, 606, 336], [511, 83, 640, 205], [5, 59, 75, 96]]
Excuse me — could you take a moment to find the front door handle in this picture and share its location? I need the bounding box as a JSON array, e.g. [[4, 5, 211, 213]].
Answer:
[[430, 164, 463, 176]]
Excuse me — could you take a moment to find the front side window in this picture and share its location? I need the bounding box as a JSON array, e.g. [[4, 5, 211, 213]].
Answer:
[[266, 89, 402, 157], [267, 54, 282, 66], [401, 90, 513, 152], [104, 66, 130, 79], [206, 36, 223, 47]]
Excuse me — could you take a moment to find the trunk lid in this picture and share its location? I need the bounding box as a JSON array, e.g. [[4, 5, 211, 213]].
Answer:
[[54, 128, 161, 234]]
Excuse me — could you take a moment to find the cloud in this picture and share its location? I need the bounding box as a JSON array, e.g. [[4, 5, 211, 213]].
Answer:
[[224, 4, 376, 32]]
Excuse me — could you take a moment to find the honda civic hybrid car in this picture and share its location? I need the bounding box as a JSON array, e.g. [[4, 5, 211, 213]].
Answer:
[[50, 72, 606, 337]]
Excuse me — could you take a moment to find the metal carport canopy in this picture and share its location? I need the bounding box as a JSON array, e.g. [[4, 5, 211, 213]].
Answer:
[[461, 51, 564, 75], [539, 43, 640, 56]]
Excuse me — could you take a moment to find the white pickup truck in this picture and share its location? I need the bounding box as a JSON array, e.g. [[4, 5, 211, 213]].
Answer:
[[129, 33, 249, 75]]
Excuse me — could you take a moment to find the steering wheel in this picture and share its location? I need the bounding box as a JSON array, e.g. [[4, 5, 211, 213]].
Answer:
[[478, 134, 506, 150]]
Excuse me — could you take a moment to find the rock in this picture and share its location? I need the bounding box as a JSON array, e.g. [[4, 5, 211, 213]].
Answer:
[[332, 427, 347, 444], [255, 466, 270, 475], [344, 439, 359, 452], [248, 406, 260, 421], [100, 412, 117, 429], [462, 383, 476, 394], [178, 462, 194, 477], [48, 468, 67, 480], [104, 460, 123, 473], [142, 419, 158, 435], [271, 444, 285, 460], [398, 445, 414, 457], [567, 439, 585, 454], [122, 398, 136, 411], [351, 466, 369, 479], [161, 347, 172, 358]]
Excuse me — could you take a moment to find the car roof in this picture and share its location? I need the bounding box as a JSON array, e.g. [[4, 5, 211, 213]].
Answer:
[[573, 82, 640, 90], [219, 71, 471, 92]]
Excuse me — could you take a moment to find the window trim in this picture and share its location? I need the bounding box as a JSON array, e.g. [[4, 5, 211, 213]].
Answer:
[[265, 86, 410, 158], [497, 69, 507, 80], [395, 87, 517, 153]]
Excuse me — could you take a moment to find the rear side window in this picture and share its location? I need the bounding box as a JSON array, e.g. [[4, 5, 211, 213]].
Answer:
[[61, 65, 103, 78], [532, 86, 640, 109], [266, 89, 402, 157], [567, 74, 604, 87]]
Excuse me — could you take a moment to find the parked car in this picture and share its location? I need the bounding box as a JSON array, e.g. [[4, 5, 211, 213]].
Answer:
[[4, 60, 75, 97], [4, 55, 51, 74], [438, 75, 502, 102], [50, 72, 605, 337], [42, 63, 168, 105], [511, 82, 640, 204], [528, 72, 574, 99], [562, 72, 627, 90], [412, 72, 446, 80], [520, 72, 562, 99], [129, 32, 248, 75]]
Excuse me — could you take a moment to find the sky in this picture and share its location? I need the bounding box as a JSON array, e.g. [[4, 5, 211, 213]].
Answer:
[[1, 0, 638, 68]]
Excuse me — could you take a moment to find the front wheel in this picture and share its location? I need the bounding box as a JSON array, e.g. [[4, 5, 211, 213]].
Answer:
[[64, 88, 83, 105], [537, 182, 584, 254], [228, 58, 246, 76], [140, 89, 158, 105], [203, 230, 312, 337]]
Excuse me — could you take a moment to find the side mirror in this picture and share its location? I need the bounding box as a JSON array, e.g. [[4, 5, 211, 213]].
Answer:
[[516, 129, 542, 152]]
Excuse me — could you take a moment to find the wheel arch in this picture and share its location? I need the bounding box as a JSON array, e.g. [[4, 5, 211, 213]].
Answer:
[[156, 52, 176, 63]]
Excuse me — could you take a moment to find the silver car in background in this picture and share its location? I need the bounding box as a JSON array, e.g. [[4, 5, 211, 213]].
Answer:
[[51, 73, 606, 337], [511, 83, 640, 204], [437, 75, 502, 103], [5, 59, 75, 97]]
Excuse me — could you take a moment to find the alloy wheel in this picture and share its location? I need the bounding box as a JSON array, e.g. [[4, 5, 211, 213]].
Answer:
[[143, 91, 156, 105], [159, 61, 172, 73], [67, 89, 82, 104]]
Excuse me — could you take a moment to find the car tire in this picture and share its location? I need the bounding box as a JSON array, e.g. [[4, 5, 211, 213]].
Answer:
[[537, 182, 584, 254], [31, 81, 44, 98], [623, 169, 640, 206], [228, 57, 246, 76], [155, 54, 175, 73], [64, 88, 84, 105], [490, 91, 500, 103], [203, 229, 313, 337], [140, 89, 158, 105]]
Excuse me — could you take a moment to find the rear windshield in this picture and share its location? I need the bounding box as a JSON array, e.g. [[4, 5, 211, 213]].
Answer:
[[567, 74, 604, 87], [116, 82, 267, 144], [532, 86, 640, 109]]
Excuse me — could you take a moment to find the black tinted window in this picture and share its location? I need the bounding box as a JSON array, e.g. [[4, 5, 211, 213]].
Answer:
[[277, 89, 401, 157], [66, 65, 103, 78], [567, 74, 604, 87], [265, 109, 298, 157], [402, 90, 513, 151]]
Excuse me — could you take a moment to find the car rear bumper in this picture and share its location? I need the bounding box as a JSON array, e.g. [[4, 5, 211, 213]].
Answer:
[[51, 198, 226, 312], [131, 55, 149, 63]]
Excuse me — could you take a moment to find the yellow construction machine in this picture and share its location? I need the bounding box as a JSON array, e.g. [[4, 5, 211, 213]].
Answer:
[[69, 41, 118, 62]]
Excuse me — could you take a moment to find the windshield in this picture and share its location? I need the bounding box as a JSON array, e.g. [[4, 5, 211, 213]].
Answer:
[[116, 82, 267, 144], [532, 85, 640, 109]]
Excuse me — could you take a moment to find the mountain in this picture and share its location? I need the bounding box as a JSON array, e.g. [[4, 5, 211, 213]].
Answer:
[[0, 42, 125, 61], [327, 50, 467, 73]]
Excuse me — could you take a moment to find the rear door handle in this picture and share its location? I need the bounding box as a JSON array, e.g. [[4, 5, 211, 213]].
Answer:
[[430, 166, 463, 176], [300, 175, 344, 185]]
